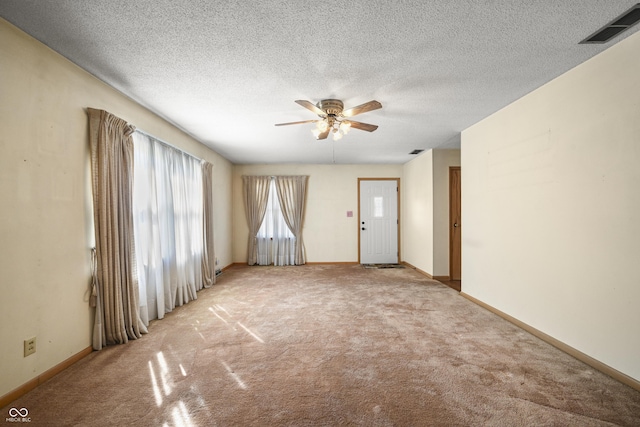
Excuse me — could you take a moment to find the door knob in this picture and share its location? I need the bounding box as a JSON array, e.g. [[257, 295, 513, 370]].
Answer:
[[454, 223, 458, 227]]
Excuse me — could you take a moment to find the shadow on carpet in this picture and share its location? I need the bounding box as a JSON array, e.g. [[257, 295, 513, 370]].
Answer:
[[362, 263, 406, 269]]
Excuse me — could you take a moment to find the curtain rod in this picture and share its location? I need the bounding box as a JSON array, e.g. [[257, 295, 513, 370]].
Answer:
[[134, 129, 202, 162]]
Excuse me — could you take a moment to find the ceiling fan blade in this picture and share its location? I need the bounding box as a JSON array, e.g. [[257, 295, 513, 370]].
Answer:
[[342, 100, 382, 117], [316, 128, 331, 140], [275, 120, 318, 126], [295, 100, 325, 116], [347, 120, 379, 132]]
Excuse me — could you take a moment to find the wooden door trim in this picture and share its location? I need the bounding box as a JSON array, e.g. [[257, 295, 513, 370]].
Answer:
[[357, 178, 401, 264]]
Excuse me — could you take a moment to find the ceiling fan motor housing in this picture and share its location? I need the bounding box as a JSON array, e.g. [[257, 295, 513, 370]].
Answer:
[[317, 99, 344, 117]]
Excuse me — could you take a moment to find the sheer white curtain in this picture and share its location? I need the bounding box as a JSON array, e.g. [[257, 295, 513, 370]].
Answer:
[[256, 178, 296, 266], [132, 132, 204, 325]]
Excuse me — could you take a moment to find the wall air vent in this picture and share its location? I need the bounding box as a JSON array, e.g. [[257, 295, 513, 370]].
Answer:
[[409, 149, 424, 155], [580, 3, 640, 44]]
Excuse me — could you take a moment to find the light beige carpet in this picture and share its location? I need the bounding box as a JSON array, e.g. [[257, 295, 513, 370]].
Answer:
[[3, 264, 640, 426]]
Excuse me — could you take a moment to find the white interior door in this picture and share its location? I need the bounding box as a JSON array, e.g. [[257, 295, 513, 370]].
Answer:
[[359, 179, 398, 264]]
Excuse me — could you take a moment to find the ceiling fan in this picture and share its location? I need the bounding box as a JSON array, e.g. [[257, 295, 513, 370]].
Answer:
[[275, 99, 382, 140]]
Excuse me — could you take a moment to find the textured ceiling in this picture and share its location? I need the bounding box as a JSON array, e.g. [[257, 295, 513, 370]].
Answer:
[[2, 1, 639, 164]]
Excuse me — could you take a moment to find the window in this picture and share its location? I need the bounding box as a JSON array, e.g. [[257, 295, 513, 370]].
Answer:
[[132, 132, 205, 325], [373, 196, 384, 217], [256, 178, 295, 265]]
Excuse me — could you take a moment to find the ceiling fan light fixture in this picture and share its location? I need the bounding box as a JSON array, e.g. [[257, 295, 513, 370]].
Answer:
[[333, 129, 344, 141], [316, 120, 329, 132], [339, 121, 351, 134], [311, 128, 322, 138]]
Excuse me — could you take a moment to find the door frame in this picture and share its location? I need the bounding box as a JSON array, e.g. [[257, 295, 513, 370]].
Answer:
[[449, 167, 461, 281], [357, 177, 401, 264]]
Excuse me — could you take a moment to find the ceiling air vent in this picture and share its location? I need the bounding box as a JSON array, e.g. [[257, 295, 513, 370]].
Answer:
[[580, 3, 640, 44], [409, 149, 424, 155]]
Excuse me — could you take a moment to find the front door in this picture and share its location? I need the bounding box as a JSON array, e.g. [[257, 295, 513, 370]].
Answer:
[[359, 179, 399, 264]]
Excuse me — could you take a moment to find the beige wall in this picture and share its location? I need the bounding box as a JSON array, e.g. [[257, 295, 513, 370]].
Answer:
[[433, 150, 461, 277], [232, 164, 402, 263], [401, 151, 434, 273], [0, 19, 233, 397], [401, 149, 460, 277], [461, 31, 640, 381]]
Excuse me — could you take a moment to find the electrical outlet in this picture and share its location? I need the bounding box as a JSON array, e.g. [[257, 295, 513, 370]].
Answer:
[[24, 337, 36, 357]]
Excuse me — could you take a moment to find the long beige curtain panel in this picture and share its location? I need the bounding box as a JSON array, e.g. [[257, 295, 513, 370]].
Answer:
[[243, 176, 271, 265], [202, 161, 216, 287], [88, 108, 147, 350], [275, 176, 308, 265]]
